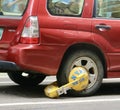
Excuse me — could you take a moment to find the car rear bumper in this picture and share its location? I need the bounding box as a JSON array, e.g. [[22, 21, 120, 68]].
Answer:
[[7, 44, 65, 75], [0, 60, 21, 72]]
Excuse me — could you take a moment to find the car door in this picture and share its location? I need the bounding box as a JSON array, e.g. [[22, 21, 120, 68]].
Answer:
[[92, 0, 120, 71], [40, 0, 92, 45]]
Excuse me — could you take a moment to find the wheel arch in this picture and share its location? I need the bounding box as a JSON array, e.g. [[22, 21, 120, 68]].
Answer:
[[58, 43, 107, 78]]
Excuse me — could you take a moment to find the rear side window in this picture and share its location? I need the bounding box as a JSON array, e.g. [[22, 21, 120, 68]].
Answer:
[[96, 0, 120, 18], [47, 0, 84, 16], [0, 0, 28, 16]]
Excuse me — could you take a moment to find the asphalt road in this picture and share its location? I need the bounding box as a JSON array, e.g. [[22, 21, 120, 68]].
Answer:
[[0, 73, 120, 110]]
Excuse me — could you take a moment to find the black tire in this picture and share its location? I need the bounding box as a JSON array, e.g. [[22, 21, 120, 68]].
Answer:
[[57, 50, 104, 96], [7, 72, 46, 86]]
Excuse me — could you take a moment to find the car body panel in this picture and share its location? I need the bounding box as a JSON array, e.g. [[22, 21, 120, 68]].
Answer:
[[0, 0, 120, 78]]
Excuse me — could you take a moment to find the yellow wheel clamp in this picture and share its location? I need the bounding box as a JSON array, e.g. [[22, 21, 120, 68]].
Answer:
[[44, 67, 89, 98]]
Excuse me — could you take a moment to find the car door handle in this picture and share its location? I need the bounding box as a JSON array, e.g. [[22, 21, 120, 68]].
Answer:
[[95, 24, 111, 31]]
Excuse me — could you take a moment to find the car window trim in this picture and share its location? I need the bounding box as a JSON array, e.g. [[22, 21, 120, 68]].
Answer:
[[0, 16, 22, 20]]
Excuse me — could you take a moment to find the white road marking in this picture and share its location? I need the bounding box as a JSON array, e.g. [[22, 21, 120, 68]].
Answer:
[[0, 81, 53, 84], [0, 82, 13, 84], [0, 98, 120, 107]]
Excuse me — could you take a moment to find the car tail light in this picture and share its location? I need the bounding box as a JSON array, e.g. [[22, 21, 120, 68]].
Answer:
[[20, 16, 39, 44]]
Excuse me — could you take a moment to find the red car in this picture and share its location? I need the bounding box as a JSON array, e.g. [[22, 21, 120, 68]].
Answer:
[[0, 0, 119, 96]]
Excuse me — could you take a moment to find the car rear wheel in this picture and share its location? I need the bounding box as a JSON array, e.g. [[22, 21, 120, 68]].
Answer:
[[57, 50, 104, 96], [7, 72, 46, 86]]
